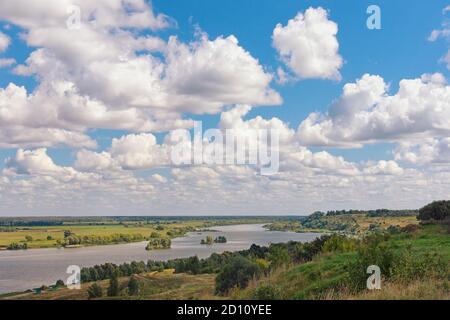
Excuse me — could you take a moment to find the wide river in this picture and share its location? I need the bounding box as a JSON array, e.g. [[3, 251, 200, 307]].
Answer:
[[0, 224, 320, 294]]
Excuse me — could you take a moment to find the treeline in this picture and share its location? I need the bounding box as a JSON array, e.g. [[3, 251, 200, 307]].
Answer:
[[80, 235, 332, 287], [7, 242, 28, 250], [0, 215, 295, 228], [323, 209, 418, 217], [59, 233, 145, 246], [0, 220, 63, 227]]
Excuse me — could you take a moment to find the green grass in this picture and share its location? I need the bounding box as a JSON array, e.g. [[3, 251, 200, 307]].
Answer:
[[0, 219, 273, 249], [234, 223, 450, 300]]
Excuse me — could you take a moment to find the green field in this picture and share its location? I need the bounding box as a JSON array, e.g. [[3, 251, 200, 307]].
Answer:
[[0, 216, 278, 249]]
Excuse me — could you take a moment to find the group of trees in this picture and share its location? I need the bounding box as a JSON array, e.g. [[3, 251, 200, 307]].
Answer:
[[418, 200, 450, 221], [80, 235, 333, 294], [300, 212, 358, 233], [59, 233, 145, 247], [214, 236, 227, 243], [7, 242, 27, 250], [323, 209, 418, 217], [145, 238, 171, 250], [199, 235, 230, 245], [87, 274, 140, 299]]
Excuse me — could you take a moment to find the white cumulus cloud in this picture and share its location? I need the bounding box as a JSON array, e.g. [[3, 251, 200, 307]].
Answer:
[[272, 7, 343, 80]]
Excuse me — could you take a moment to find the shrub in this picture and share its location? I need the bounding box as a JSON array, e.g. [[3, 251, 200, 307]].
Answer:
[[391, 248, 448, 282], [322, 234, 358, 253], [107, 272, 120, 297], [55, 279, 65, 287], [266, 245, 290, 269], [345, 235, 394, 291], [215, 256, 260, 295], [252, 284, 281, 300], [127, 276, 140, 296], [87, 283, 103, 299]]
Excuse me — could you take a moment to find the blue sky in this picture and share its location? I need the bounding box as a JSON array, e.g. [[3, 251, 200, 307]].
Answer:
[[0, 1, 449, 215], [2, 0, 448, 165]]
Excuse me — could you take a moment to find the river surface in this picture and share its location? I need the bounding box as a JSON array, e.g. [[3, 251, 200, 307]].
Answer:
[[0, 224, 320, 294]]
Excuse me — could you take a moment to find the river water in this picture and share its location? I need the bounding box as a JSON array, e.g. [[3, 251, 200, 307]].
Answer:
[[0, 224, 320, 294]]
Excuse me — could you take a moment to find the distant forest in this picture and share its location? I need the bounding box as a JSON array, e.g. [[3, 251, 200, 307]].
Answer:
[[0, 215, 299, 227]]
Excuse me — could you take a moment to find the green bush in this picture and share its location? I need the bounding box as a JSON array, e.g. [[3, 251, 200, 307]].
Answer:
[[107, 272, 120, 297], [87, 283, 103, 299], [127, 276, 140, 296], [391, 247, 448, 282], [215, 256, 260, 295], [322, 234, 358, 253], [252, 284, 281, 300], [345, 235, 394, 291]]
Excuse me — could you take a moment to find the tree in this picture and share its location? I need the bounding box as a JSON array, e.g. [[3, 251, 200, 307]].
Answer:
[[201, 236, 214, 245], [215, 256, 260, 295], [107, 272, 120, 297], [25, 235, 33, 242], [418, 201, 450, 221], [87, 283, 103, 299], [127, 276, 139, 296], [55, 279, 65, 287], [267, 245, 290, 269]]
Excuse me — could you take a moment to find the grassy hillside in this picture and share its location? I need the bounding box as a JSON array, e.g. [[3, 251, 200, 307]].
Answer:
[[1, 270, 218, 300], [233, 224, 450, 300], [266, 213, 418, 235]]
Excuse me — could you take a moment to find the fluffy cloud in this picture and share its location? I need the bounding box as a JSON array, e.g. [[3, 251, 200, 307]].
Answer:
[[0, 0, 171, 30], [272, 7, 343, 80], [4, 148, 62, 175], [0, 1, 280, 148], [363, 160, 404, 176], [0, 31, 9, 52], [394, 138, 450, 165], [297, 73, 450, 147], [0, 145, 428, 216], [110, 133, 169, 170]]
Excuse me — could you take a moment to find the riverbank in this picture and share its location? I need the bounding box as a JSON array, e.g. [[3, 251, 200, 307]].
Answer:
[[0, 217, 281, 250], [0, 224, 320, 294], [2, 223, 447, 300]]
